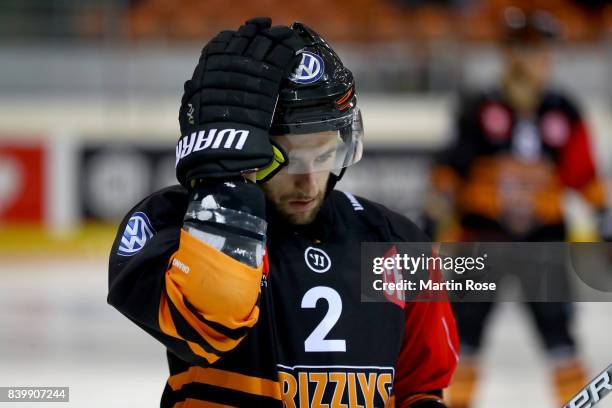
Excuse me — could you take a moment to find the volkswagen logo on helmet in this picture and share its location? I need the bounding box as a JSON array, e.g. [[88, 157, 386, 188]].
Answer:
[[289, 51, 325, 85]]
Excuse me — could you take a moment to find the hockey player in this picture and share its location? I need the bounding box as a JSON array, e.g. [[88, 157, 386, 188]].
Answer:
[[426, 8, 610, 408], [108, 18, 458, 407]]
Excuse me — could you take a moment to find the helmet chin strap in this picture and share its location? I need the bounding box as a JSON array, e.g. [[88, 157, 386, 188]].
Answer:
[[325, 167, 347, 197]]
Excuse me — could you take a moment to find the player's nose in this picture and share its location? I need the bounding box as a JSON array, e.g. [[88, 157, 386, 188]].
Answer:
[[292, 172, 317, 194]]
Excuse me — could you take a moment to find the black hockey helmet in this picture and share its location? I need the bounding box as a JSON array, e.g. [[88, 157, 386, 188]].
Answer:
[[265, 22, 363, 180]]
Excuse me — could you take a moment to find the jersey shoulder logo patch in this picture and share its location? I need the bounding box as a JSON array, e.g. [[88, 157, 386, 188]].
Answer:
[[117, 211, 156, 256]]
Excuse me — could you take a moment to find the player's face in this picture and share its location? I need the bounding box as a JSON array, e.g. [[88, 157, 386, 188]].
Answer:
[[261, 132, 337, 225], [505, 44, 552, 91]]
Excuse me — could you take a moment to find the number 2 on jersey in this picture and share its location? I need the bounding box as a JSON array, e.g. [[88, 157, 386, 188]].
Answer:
[[301, 286, 346, 352]]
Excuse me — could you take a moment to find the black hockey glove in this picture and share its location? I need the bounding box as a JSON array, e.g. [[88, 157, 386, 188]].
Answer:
[[176, 17, 304, 187]]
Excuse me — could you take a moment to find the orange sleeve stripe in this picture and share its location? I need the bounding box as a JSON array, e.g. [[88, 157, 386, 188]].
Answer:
[[168, 366, 282, 401], [186, 341, 220, 365], [158, 292, 220, 364], [159, 290, 181, 339], [168, 230, 262, 331], [164, 274, 251, 353]]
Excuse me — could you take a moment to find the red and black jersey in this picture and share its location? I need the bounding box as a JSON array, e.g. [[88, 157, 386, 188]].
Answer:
[[108, 187, 458, 407], [431, 89, 606, 239]]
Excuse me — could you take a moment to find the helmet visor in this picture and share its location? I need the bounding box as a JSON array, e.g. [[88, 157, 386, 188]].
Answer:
[[270, 108, 364, 175]]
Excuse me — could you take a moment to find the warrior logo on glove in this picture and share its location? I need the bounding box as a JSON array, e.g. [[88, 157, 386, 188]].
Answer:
[[175, 128, 250, 166]]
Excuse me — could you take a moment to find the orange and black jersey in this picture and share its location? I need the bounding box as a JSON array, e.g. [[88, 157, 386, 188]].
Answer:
[[108, 187, 458, 407], [431, 89, 606, 238]]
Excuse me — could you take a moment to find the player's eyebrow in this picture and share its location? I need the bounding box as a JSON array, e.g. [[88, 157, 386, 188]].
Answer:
[[316, 146, 336, 157], [290, 143, 336, 159]]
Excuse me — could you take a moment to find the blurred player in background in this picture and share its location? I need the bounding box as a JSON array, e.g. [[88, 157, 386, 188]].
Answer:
[[109, 18, 458, 407], [425, 7, 611, 408]]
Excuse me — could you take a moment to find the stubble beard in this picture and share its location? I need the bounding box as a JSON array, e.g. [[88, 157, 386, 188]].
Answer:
[[275, 190, 326, 225]]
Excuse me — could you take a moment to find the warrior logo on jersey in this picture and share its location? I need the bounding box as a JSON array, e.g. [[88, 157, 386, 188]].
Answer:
[[305, 246, 331, 273], [118, 212, 155, 256], [289, 52, 325, 85]]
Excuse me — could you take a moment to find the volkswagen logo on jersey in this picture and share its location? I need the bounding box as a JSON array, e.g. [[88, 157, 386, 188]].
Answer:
[[118, 211, 156, 256], [304, 246, 331, 273], [289, 52, 325, 85]]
